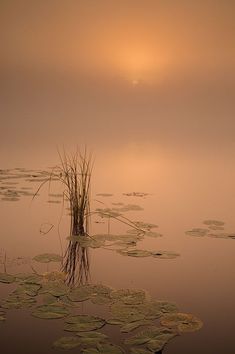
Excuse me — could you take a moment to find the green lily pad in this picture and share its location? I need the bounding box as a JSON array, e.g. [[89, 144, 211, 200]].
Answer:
[[151, 251, 180, 259], [40, 281, 69, 297], [208, 225, 224, 231], [82, 349, 99, 354], [111, 289, 146, 305], [77, 331, 108, 345], [65, 315, 106, 332], [160, 312, 203, 332], [67, 235, 104, 248], [133, 222, 158, 230], [68, 285, 93, 302], [1, 293, 36, 309], [33, 253, 62, 263], [14, 283, 41, 296], [131, 349, 153, 354], [15, 273, 42, 284], [0, 273, 15, 284], [124, 326, 177, 346], [32, 305, 69, 319], [112, 204, 144, 212], [117, 249, 151, 257], [42, 294, 58, 305], [208, 233, 235, 239], [97, 343, 125, 354], [120, 320, 153, 333], [185, 228, 209, 237], [145, 231, 162, 238], [110, 302, 145, 323], [203, 220, 225, 226], [53, 336, 81, 350]]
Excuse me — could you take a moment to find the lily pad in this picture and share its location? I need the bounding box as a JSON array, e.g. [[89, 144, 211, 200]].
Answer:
[[82, 349, 99, 354], [160, 312, 203, 332], [0, 273, 15, 284], [15, 273, 42, 284], [185, 228, 209, 237], [77, 331, 108, 345], [97, 343, 125, 354], [111, 289, 146, 305], [110, 302, 145, 323], [203, 220, 225, 226], [145, 231, 162, 238], [1, 293, 36, 309], [208, 233, 235, 239], [40, 281, 69, 297], [131, 349, 153, 354], [151, 251, 180, 259], [68, 285, 93, 302], [64, 315, 106, 332], [117, 249, 151, 258], [124, 326, 177, 347], [53, 336, 81, 350], [120, 320, 153, 333], [32, 305, 69, 319], [14, 283, 41, 297], [33, 253, 62, 263], [133, 222, 158, 230]]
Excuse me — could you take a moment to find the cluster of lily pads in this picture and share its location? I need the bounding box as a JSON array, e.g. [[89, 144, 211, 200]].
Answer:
[[0, 268, 202, 353], [0, 168, 55, 202], [185, 220, 235, 240], [67, 229, 179, 260]]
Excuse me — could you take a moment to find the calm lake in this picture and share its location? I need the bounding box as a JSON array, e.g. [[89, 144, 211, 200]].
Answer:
[[0, 150, 234, 354]]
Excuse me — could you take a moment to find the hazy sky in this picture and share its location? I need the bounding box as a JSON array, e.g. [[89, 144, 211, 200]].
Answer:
[[0, 0, 234, 164]]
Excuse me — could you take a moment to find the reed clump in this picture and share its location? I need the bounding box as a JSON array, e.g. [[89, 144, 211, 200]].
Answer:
[[57, 149, 92, 236]]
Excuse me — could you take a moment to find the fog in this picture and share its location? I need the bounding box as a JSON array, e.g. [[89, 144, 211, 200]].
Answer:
[[0, 0, 234, 166]]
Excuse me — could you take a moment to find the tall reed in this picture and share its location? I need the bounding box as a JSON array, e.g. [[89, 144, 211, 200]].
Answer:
[[56, 148, 92, 236]]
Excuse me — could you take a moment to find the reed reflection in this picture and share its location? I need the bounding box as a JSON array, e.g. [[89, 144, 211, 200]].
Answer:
[[62, 241, 90, 287]]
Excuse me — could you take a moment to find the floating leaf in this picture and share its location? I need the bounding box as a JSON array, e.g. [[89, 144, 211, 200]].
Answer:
[[32, 305, 69, 319], [151, 251, 180, 259], [112, 204, 144, 212], [77, 331, 108, 345], [68, 285, 93, 302], [40, 281, 69, 297], [53, 336, 81, 350], [0, 273, 15, 284], [208, 233, 235, 240], [120, 320, 153, 333], [203, 220, 225, 226], [33, 253, 62, 263], [1, 293, 36, 309], [185, 228, 209, 237], [65, 315, 106, 332], [131, 349, 153, 354], [160, 312, 203, 333], [145, 231, 162, 238], [124, 327, 177, 347], [208, 225, 224, 231], [15, 273, 42, 284], [110, 302, 145, 323], [111, 289, 146, 305], [117, 249, 151, 258], [133, 222, 158, 230], [82, 349, 99, 354], [14, 283, 41, 297], [97, 343, 125, 354]]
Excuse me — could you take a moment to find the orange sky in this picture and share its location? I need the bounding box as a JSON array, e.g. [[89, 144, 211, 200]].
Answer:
[[0, 1, 234, 165]]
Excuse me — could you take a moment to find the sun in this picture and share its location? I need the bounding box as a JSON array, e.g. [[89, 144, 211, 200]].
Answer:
[[132, 79, 140, 86]]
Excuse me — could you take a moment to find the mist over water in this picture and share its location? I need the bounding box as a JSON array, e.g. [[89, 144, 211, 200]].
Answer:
[[0, 1, 235, 354]]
